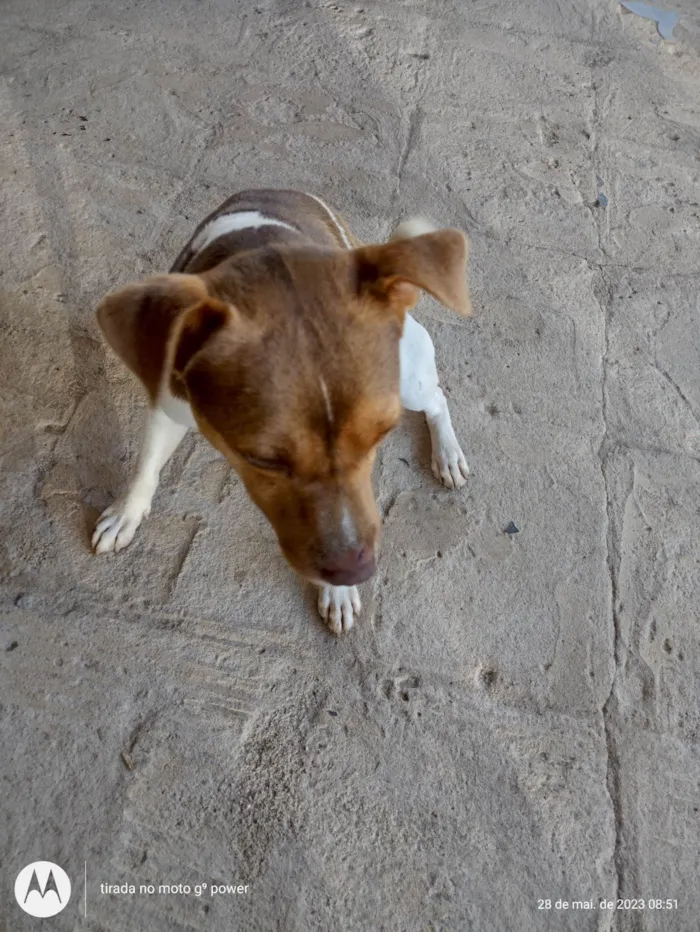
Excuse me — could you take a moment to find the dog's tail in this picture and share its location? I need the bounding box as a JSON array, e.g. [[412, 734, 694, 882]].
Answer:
[[389, 217, 436, 241]]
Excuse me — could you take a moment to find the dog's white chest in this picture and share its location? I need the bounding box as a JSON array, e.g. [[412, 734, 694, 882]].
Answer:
[[159, 384, 198, 429]]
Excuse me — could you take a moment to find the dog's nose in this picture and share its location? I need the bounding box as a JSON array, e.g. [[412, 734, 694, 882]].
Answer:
[[319, 546, 376, 586]]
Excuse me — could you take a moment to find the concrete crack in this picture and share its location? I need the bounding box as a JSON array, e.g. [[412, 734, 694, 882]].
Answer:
[[587, 69, 605, 260], [518, 240, 700, 277], [167, 518, 202, 597], [654, 360, 700, 429], [394, 101, 424, 205], [596, 269, 625, 918], [380, 488, 402, 522]]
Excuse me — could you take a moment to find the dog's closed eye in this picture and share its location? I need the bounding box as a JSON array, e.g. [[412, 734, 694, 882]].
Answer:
[[241, 454, 291, 474]]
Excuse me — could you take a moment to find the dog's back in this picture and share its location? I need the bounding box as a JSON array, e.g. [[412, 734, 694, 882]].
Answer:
[[171, 188, 360, 275]]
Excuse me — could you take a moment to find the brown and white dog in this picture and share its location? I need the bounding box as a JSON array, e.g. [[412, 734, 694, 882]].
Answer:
[[93, 189, 471, 634]]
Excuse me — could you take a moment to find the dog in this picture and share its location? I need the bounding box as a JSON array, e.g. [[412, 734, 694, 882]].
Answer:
[[92, 189, 471, 634]]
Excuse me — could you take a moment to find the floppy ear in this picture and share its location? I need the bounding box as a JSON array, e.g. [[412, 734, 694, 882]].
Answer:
[[96, 273, 211, 400], [354, 228, 471, 319], [171, 298, 233, 378]]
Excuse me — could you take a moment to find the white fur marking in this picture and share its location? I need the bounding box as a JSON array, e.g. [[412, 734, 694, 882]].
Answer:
[[399, 314, 470, 489], [391, 217, 436, 240], [305, 193, 353, 249], [191, 210, 298, 254], [317, 584, 361, 635], [319, 376, 334, 425], [339, 504, 359, 547], [159, 382, 198, 429]]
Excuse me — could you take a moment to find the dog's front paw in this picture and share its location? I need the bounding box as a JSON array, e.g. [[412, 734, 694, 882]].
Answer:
[[92, 496, 151, 554], [432, 437, 470, 490], [317, 584, 361, 635]]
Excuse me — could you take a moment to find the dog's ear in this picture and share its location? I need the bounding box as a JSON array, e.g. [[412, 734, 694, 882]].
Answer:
[[354, 227, 471, 320], [170, 298, 233, 377], [96, 273, 212, 400]]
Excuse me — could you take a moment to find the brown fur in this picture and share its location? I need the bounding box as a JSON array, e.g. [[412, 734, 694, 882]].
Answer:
[[96, 191, 470, 583], [97, 274, 209, 402]]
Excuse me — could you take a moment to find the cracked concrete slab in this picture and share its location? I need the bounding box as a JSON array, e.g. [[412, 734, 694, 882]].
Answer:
[[1, 0, 699, 929]]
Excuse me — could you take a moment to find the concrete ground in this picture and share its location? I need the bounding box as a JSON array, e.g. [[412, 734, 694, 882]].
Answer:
[[2, 1, 700, 929]]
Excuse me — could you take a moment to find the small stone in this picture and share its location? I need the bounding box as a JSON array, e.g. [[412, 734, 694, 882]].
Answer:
[[505, 521, 520, 535], [121, 751, 135, 771]]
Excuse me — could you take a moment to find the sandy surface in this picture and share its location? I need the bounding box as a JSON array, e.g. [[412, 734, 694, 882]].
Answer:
[[2, 1, 700, 929]]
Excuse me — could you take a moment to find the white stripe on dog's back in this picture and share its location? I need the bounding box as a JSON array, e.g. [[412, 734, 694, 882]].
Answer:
[[305, 193, 352, 249], [192, 211, 298, 255]]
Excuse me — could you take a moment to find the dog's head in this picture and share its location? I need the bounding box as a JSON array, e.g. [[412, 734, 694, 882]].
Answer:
[[97, 228, 470, 585]]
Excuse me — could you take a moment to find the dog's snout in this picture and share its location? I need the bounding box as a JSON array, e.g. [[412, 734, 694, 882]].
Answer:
[[319, 545, 376, 586]]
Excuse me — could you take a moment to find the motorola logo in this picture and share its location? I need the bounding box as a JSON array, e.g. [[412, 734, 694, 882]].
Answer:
[[14, 861, 71, 918]]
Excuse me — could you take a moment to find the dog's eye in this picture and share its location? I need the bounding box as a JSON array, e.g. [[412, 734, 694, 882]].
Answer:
[[242, 454, 290, 474]]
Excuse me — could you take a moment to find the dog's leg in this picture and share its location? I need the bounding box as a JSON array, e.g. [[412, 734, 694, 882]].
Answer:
[[317, 584, 361, 635], [92, 406, 188, 553], [399, 314, 469, 489]]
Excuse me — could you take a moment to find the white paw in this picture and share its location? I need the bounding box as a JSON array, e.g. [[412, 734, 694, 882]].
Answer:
[[92, 496, 151, 554], [317, 585, 361, 635], [432, 439, 470, 490]]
